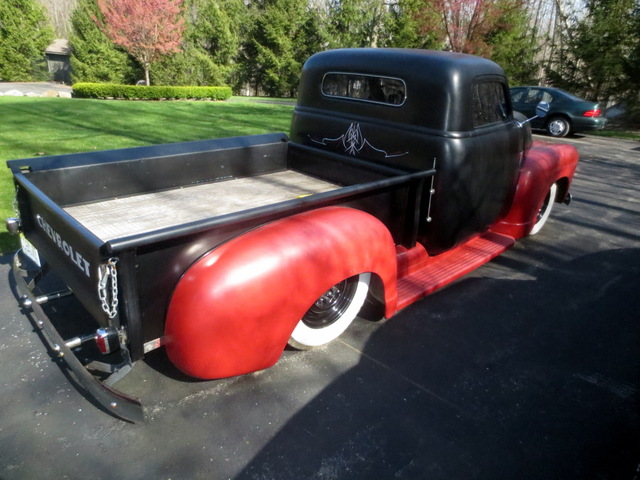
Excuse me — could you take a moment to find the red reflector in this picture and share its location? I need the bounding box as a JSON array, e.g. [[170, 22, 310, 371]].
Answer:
[[95, 327, 120, 354], [96, 334, 108, 353], [583, 109, 601, 117]]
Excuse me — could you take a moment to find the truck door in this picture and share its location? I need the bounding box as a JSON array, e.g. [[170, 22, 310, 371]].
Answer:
[[422, 78, 522, 254], [470, 79, 522, 223]]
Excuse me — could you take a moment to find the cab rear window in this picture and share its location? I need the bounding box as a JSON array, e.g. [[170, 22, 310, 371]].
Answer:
[[322, 73, 406, 106], [472, 81, 510, 127]]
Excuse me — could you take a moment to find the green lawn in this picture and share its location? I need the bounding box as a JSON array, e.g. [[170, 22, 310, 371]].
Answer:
[[0, 96, 295, 254], [591, 129, 640, 142]]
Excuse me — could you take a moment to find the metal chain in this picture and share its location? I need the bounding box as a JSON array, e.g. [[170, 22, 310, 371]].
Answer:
[[98, 258, 119, 319], [12, 186, 20, 217]]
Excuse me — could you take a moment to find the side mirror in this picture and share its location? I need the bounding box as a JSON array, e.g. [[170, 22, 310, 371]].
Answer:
[[535, 101, 550, 119], [516, 100, 550, 127]]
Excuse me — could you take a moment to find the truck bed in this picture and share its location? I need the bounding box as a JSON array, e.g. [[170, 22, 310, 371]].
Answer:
[[64, 170, 338, 241]]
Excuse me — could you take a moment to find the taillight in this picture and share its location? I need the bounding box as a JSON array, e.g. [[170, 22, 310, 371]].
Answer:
[[64, 326, 122, 354], [583, 109, 601, 117], [96, 327, 121, 354], [6, 217, 21, 235]]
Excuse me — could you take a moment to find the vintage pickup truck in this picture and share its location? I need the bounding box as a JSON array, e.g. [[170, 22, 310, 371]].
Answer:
[[6, 48, 579, 422]]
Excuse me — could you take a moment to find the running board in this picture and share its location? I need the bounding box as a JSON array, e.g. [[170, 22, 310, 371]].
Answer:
[[395, 231, 515, 312]]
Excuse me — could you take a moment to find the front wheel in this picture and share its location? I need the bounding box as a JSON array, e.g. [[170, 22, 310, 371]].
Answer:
[[288, 273, 371, 349], [529, 183, 557, 235], [546, 116, 571, 137]]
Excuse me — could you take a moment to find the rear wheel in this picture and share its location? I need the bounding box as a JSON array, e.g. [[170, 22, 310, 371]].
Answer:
[[288, 273, 371, 349], [529, 183, 557, 235], [546, 116, 571, 137]]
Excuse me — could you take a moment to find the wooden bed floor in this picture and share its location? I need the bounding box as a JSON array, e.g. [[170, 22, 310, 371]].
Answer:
[[64, 170, 338, 241]]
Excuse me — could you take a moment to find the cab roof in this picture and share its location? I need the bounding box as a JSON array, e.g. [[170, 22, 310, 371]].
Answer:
[[296, 48, 508, 132]]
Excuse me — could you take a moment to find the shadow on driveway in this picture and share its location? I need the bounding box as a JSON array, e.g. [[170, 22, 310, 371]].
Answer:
[[238, 247, 640, 480]]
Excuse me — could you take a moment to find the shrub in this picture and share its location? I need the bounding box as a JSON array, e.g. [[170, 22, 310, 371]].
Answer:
[[72, 83, 233, 100], [151, 46, 229, 86]]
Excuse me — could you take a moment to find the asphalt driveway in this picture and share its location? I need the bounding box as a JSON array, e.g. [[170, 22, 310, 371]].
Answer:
[[0, 134, 638, 479]]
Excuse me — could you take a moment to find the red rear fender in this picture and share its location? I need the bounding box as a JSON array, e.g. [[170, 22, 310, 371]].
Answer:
[[165, 206, 397, 379]]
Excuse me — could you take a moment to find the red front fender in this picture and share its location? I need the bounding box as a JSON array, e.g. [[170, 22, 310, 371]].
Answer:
[[165, 207, 398, 379], [493, 141, 579, 238]]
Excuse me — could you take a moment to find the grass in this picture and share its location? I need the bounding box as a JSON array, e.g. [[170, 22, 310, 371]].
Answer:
[[3, 95, 638, 254], [590, 129, 640, 142], [0, 96, 295, 254]]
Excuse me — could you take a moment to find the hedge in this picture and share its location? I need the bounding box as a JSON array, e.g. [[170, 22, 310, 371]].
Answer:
[[72, 83, 233, 101]]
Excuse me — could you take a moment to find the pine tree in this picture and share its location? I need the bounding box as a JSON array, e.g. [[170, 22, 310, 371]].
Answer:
[[186, 0, 245, 65], [239, 0, 326, 97], [152, 0, 246, 86], [486, 1, 539, 85], [69, 0, 141, 84], [547, 0, 637, 103], [328, 0, 394, 48], [0, 0, 53, 81]]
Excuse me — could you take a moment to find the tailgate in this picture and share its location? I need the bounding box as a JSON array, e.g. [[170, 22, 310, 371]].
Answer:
[[13, 171, 113, 327]]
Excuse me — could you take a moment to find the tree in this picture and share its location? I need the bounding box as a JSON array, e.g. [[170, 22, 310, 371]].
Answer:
[[386, 0, 443, 49], [69, 0, 140, 83], [152, 0, 246, 86], [94, 0, 186, 85], [37, 0, 78, 37], [328, 0, 394, 48], [625, 2, 640, 125], [411, 0, 526, 56], [544, 0, 638, 115], [238, 0, 327, 97], [486, 1, 540, 84], [0, 0, 53, 81], [184, 0, 246, 66]]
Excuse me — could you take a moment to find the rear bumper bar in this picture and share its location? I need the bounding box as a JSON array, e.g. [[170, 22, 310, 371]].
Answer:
[[12, 251, 144, 422]]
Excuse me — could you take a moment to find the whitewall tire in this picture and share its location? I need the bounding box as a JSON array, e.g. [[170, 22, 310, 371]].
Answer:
[[288, 273, 371, 349], [529, 182, 557, 235]]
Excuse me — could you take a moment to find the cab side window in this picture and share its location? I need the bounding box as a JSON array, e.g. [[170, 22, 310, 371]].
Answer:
[[473, 81, 510, 127]]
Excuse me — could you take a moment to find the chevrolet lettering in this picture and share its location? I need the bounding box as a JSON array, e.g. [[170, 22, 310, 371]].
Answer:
[[36, 214, 91, 277]]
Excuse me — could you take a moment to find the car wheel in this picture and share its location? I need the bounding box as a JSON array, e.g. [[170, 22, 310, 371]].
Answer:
[[529, 183, 557, 235], [288, 273, 371, 349], [546, 116, 571, 137]]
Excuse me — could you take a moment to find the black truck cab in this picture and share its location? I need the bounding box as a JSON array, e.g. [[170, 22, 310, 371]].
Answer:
[[291, 48, 525, 254]]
